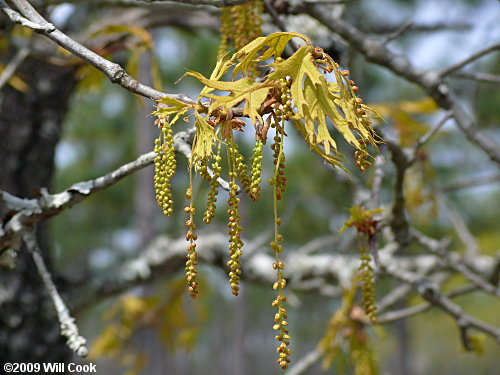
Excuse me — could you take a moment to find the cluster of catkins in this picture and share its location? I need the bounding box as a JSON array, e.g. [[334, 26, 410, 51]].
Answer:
[[151, 18, 379, 371], [218, 0, 263, 75]]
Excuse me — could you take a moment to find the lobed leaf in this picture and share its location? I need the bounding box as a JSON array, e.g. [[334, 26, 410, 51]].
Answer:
[[192, 112, 215, 160]]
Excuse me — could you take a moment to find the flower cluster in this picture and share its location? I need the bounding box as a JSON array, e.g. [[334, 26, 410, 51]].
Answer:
[[151, 31, 380, 370], [153, 117, 176, 216], [184, 186, 199, 298], [249, 138, 264, 201], [218, 1, 263, 75], [203, 145, 222, 224]]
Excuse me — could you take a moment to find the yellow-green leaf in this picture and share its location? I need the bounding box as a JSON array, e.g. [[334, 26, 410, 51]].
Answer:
[[192, 112, 215, 159], [233, 32, 311, 77]]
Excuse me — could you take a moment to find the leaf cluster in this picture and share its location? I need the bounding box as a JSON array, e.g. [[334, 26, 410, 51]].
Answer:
[[154, 32, 379, 171]]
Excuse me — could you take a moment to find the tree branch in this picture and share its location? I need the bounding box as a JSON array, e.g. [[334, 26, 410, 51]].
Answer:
[[263, 0, 299, 52], [23, 230, 88, 357], [439, 43, 500, 78], [0, 0, 55, 32], [286, 348, 323, 375], [0, 44, 31, 91], [451, 71, 500, 84], [411, 228, 499, 296], [0, 128, 233, 249], [408, 111, 452, 165], [306, 6, 500, 165], [377, 284, 477, 323], [381, 257, 500, 344], [6, 0, 195, 103], [441, 173, 500, 192]]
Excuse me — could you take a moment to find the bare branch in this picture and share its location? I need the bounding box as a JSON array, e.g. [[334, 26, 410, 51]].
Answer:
[[114, 0, 252, 6], [412, 228, 499, 296], [386, 140, 410, 246], [365, 21, 473, 35], [23, 230, 88, 357], [452, 71, 500, 84], [439, 42, 500, 78], [286, 348, 323, 375], [0, 0, 55, 32], [382, 258, 500, 344], [0, 128, 232, 249], [441, 174, 500, 192], [6, 0, 195, 103], [0, 45, 30, 91], [382, 19, 413, 45], [377, 284, 413, 313], [306, 6, 500, 165], [263, 0, 299, 52], [435, 192, 480, 258], [303, 0, 350, 4], [408, 111, 452, 164], [377, 284, 477, 323]]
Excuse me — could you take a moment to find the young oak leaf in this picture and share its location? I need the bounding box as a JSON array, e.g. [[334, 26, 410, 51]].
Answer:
[[232, 32, 311, 77], [184, 71, 273, 125], [153, 97, 191, 118], [192, 111, 215, 160], [265, 46, 365, 155]]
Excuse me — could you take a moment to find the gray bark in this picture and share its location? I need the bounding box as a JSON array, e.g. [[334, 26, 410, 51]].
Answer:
[[0, 49, 77, 363]]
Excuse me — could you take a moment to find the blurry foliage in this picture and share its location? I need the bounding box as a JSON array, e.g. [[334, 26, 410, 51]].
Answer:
[[319, 278, 379, 375], [89, 277, 209, 375], [371, 97, 438, 147]]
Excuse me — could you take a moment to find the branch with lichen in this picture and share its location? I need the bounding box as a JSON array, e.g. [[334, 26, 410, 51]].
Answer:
[[0, 128, 234, 251], [23, 230, 88, 357]]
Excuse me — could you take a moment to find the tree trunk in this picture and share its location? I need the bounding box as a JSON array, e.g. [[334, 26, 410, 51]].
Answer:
[[0, 51, 77, 363]]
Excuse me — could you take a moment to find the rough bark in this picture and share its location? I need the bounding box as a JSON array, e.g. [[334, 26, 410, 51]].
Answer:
[[0, 50, 77, 363]]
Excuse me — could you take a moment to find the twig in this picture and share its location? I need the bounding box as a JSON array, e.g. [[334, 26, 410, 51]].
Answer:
[[377, 284, 412, 312], [366, 21, 472, 35], [303, 0, 350, 4], [370, 153, 386, 207], [306, 5, 500, 165], [378, 301, 430, 323], [23, 230, 88, 357], [435, 192, 480, 258], [6, 0, 194, 103], [0, 45, 31, 91], [286, 348, 323, 375], [382, 19, 413, 45], [452, 71, 500, 84], [45, 0, 252, 6], [0, 128, 234, 249], [263, 0, 299, 52], [439, 42, 500, 77], [386, 140, 410, 246], [412, 228, 498, 296], [382, 258, 500, 344], [441, 174, 500, 192], [377, 284, 478, 323], [408, 111, 452, 165], [0, 0, 55, 32]]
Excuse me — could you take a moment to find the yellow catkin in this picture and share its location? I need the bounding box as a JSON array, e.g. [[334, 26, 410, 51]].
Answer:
[[269, 118, 291, 369], [184, 167, 199, 298], [218, 1, 263, 75], [231, 140, 251, 195], [153, 117, 176, 216], [249, 138, 264, 201], [226, 139, 244, 295], [359, 234, 377, 322], [203, 143, 222, 224]]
